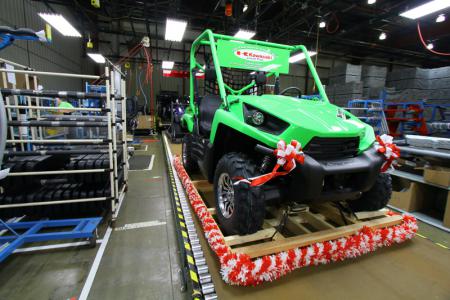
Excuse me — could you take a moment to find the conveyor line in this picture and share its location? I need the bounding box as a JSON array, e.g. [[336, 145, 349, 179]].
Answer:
[[162, 133, 217, 300]]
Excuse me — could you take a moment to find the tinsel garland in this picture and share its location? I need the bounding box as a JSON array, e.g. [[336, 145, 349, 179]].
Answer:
[[173, 157, 417, 286]]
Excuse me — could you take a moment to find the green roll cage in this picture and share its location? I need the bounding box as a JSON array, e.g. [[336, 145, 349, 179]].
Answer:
[[189, 29, 330, 114]]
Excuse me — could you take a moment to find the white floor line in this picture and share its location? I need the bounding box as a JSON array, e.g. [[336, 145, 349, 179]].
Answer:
[[78, 226, 113, 300], [14, 239, 103, 253], [113, 184, 127, 219], [147, 154, 155, 170], [128, 154, 155, 172], [114, 220, 166, 231]]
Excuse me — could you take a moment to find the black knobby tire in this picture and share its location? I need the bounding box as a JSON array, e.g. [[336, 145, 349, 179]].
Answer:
[[349, 173, 392, 212], [214, 153, 266, 235], [181, 134, 198, 173]]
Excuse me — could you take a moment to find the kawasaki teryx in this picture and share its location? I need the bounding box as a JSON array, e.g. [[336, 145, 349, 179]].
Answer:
[[181, 30, 391, 235]]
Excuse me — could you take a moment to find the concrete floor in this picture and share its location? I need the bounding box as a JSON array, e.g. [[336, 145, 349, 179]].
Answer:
[[0, 138, 185, 300], [0, 136, 449, 300]]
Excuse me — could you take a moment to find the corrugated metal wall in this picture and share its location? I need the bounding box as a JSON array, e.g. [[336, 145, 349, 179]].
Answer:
[[0, 0, 94, 90]]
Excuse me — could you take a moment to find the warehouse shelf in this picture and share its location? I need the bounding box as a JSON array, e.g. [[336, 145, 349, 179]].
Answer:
[[388, 169, 450, 191], [0, 60, 129, 223]]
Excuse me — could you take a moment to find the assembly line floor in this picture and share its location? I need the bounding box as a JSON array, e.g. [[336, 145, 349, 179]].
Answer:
[[0, 135, 449, 300], [0, 137, 184, 300]]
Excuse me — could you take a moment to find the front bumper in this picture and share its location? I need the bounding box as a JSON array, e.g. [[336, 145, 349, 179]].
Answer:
[[284, 146, 384, 203]]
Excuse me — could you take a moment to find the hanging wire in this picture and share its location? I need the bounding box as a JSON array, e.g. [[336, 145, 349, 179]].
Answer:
[[417, 22, 450, 56], [326, 12, 339, 34], [138, 67, 148, 115]]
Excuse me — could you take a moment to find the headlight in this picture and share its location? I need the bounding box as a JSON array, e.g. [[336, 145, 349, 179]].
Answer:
[[250, 110, 265, 126], [243, 104, 289, 135]]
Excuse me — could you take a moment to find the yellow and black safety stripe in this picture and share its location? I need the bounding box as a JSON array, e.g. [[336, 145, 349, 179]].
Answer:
[[415, 232, 450, 250], [164, 147, 207, 299]]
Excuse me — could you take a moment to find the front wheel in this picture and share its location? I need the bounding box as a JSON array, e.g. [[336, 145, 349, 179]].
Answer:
[[348, 173, 392, 212], [181, 134, 197, 173], [214, 153, 266, 235]]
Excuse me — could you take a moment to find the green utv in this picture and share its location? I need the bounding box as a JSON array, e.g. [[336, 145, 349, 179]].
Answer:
[[181, 30, 391, 235]]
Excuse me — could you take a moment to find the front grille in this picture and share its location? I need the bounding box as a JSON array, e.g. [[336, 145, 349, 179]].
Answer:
[[303, 137, 360, 160]]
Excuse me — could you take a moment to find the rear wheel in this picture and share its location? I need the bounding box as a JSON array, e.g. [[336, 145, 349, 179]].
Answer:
[[214, 153, 265, 235], [181, 134, 197, 173], [348, 173, 392, 212]]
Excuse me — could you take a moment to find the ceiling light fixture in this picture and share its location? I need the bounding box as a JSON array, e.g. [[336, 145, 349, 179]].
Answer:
[[38, 13, 81, 37], [87, 53, 106, 64], [234, 29, 256, 39], [436, 13, 446, 22], [319, 21, 326, 28], [368, 0, 376, 4], [289, 51, 317, 63], [400, 0, 450, 19], [379, 32, 387, 40], [165, 19, 187, 42], [162, 60, 174, 70], [427, 42, 434, 49]]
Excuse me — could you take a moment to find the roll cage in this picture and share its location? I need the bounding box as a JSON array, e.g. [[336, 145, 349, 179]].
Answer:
[[189, 29, 330, 114]]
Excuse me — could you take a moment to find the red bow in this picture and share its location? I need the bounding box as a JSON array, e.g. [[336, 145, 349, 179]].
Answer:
[[234, 140, 305, 187], [376, 134, 400, 172]]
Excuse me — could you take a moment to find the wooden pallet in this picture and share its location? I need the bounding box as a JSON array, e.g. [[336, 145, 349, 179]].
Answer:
[[193, 180, 403, 259]]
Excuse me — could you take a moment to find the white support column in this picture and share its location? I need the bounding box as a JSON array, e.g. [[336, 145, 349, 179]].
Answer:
[[110, 70, 119, 217], [105, 67, 116, 219]]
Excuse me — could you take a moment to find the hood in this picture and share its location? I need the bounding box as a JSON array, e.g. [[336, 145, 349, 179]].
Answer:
[[239, 95, 366, 137]]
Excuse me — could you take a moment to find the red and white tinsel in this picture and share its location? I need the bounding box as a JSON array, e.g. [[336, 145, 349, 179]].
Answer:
[[376, 134, 401, 173], [173, 157, 417, 286], [234, 139, 305, 187]]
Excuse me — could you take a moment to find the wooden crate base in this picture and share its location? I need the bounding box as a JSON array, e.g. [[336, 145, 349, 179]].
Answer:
[[193, 180, 403, 258]]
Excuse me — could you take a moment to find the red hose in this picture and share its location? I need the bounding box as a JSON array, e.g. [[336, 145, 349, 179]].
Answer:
[[417, 22, 450, 56], [142, 47, 154, 117], [326, 12, 340, 34], [92, 43, 143, 84]]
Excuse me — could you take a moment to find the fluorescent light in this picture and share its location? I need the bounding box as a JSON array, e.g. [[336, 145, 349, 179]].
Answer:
[[243, 4, 248, 12], [427, 43, 434, 49], [379, 32, 386, 40], [38, 13, 81, 37], [87, 53, 105, 64], [368, 0, 376, 4], [234, 29, 256, 39], [400, 0, 450, 20], [319, 21, 326, 28], [162, 61, 174, 70], [289, 51, 317, 63], [165, 19, 187, 42], [436, 13, 446, 22]]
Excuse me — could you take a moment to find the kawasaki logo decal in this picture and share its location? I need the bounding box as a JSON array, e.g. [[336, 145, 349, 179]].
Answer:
[[234, 49, 274, 62]]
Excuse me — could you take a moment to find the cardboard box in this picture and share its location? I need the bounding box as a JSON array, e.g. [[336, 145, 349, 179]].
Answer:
[[1, 72, 38, 89], [389, 182, 427, 212], [423, 166, 450, 188], [136, 115, 154, 129]]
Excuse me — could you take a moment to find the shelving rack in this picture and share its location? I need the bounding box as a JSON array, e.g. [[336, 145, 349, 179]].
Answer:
[[0, 58, 128, 223]]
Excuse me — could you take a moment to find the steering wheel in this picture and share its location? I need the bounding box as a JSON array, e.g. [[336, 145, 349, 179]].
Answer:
[[280, 86, 303, 97]]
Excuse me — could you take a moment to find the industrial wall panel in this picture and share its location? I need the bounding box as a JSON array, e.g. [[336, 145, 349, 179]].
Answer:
[[0, 0, 94, 90]]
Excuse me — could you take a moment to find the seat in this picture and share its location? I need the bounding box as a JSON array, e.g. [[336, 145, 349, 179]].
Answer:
[[198, 95, 222, 136]]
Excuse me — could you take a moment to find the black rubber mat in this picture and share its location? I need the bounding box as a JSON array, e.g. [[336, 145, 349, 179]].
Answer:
[[129, 155, 152, 170]]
